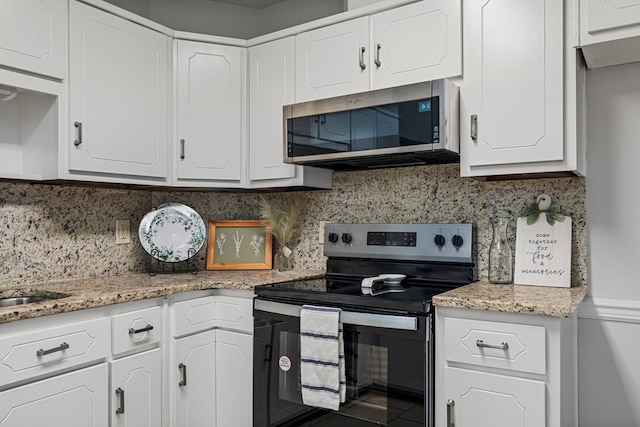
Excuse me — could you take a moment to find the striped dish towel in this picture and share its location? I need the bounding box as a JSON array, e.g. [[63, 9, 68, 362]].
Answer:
[[300, 305, 346, 411]]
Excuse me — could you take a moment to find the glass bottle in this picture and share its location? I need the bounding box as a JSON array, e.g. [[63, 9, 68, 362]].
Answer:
[[274, 244, 293, 271], [488, 217, 513, 284]]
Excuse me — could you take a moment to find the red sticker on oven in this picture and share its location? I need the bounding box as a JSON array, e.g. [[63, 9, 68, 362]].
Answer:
[[278, 355, 292, 372]]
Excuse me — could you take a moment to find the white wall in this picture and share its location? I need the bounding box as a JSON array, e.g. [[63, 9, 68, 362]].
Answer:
[[580, 61, 640, 427]]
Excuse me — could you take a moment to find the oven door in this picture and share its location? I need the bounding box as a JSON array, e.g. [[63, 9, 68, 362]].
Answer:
[[253, 299, 432, 427]]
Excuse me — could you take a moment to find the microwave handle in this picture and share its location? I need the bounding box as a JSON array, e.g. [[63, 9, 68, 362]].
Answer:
[[254, 299, 418, 331]]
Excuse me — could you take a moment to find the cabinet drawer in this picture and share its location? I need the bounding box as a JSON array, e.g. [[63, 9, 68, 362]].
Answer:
[[444, 317, 546, 374], [173, 296, 217, 337], [0, 363, 108, 427], [0, 317, 109, 387], [215, 295, 253, 333], [112, 306, 162, 356]]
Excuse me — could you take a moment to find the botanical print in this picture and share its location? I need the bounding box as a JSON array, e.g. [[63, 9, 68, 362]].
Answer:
[[216, 232, 227, 256], [233, 231, 245, 259], [250, 234, 265, 257]]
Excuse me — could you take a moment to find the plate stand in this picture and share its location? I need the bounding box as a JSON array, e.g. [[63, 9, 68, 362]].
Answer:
[[148, 248, 198, 276]]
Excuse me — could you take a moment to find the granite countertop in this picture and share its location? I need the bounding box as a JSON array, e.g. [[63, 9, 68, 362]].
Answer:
[[0, 269, 325, 324], [433, 279, 589, 317]]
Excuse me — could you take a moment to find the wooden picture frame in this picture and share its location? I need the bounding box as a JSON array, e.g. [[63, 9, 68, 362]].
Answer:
[[206, 220, 272, 270]]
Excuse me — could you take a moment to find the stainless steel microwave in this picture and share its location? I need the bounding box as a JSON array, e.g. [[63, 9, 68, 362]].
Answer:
[[283, 79, 459, 171]]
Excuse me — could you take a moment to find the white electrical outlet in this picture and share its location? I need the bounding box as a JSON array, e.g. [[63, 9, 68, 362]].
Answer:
[[115, 220, 131, 244], [319, 221, 329, 243]]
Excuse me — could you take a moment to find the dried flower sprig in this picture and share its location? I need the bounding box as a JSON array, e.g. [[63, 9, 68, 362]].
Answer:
[[259, 195, 306, 246]]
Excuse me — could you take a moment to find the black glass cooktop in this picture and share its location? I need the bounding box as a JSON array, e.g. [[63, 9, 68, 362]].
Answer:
[[254, 277, 461, 314]]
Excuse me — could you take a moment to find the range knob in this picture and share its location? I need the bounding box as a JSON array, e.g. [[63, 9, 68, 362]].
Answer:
[[328, 232, 339, 243], [341, 233, 353, 244], [434, 234, 446, 247], [452, 234, 464, 249]]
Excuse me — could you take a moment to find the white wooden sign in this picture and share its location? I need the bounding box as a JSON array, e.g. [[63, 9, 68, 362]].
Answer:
[[514, 213, 572, 287]]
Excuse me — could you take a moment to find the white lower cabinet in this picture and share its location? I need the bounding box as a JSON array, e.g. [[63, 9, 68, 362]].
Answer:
[[0, 363, 108, 427], [173, 330, 217, 427], [436, 307, 578, 427], [170, 292, 254, 427], [444, 367, 545, 427], [215, 329, 253, 426], [111, 348, 162, 427]]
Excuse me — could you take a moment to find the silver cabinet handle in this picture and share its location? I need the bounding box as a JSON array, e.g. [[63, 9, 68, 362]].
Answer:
[[178, 363, 187, 387], [36, 342, 69, 357], [470, 115, 478, 142], [128, 324, 154, 335], [359, 46, 366, 70], [447, 399, 455, 427], [374, 43, 382, 67], [115, 387, 125, 414], [476, 339, 509, 350], [180, 139, 185, 160], [74, 122, 83, 146]]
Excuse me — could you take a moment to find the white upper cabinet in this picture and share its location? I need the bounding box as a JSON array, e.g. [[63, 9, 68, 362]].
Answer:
[[68, 1, 169, 183], [0, 0, 66, 79], [370, 0, 461, 90], [460, 0, 585, 177], [579, 0, 640, 67], [295, 0, 462, 102], [175, 40, 244, 186], [248, 37, 333, 189], [296, 17, 370, 103]]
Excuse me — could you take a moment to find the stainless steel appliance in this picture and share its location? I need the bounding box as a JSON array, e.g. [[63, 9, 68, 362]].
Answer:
[[253, 223, 476, 427], [283, 80, 460, 171]]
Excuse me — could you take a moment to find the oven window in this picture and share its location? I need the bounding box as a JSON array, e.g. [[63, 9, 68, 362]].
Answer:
[[275, 325, 425, 426]]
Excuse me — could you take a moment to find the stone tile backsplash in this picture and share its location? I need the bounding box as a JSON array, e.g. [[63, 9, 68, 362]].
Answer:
[[0, 163, 586, 288]]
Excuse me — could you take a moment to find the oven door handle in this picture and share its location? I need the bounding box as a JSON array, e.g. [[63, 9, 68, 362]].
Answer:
[[254, 299, 418, 331]]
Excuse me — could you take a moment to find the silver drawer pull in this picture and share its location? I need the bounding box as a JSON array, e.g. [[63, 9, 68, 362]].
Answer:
[[476, 339, 509, 350], [74, 121, 83, 146], [36, 342, 70, 357], [128, 324, 154, 335], [470, 115, 478, 142], [178, 363, 187, 387], [115, 387, 125, 414], [447, 399, 455, 427], [359, 46, 366, 70]]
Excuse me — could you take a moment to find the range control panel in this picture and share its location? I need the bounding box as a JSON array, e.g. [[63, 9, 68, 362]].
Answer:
[[367, 231, 417, 247], [324, 223, 475, 263]]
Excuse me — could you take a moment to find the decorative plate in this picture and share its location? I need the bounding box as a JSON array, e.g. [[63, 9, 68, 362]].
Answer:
[[138, 203, 206, 263]]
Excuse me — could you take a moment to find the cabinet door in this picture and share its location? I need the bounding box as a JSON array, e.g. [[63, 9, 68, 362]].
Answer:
[[216, 330, 252, 426], [69, 1, 169, 179], [445, 367, 545, 427], [462, 0, 564, 167], [249, 37, 296, 182], [582, 0, 640, 41], [0, 363, 108, 427], [111, 349, 161, 427], [174, 330, 216, 427], [296, 17, 370, 102], [0, 0, 66, 79], [370, 0, 462, 90], [176, 40, 243, 182]]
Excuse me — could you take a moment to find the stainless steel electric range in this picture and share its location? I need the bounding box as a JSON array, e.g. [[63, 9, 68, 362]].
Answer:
[[253, 223, 476, 427]]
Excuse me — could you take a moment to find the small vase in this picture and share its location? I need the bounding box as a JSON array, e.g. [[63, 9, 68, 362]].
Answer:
[[488, 217, 513, 284], [274, 244, 293, 271]]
